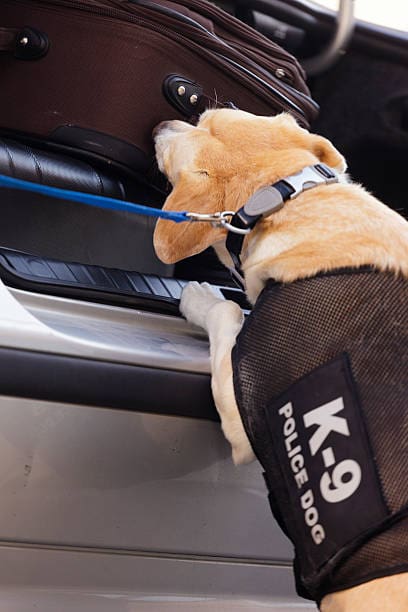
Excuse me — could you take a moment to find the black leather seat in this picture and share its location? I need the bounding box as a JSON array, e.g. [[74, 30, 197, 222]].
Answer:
[[0, 137, 126, 199], [0, 137, 172, 275]]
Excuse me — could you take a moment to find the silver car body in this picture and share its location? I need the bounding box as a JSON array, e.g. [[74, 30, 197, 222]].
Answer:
[[0, 279, 316, 610]]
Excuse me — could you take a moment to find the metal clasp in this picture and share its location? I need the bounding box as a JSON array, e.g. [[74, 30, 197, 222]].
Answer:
[[185, 210, 251, 235], [286, 164, 338, 200]]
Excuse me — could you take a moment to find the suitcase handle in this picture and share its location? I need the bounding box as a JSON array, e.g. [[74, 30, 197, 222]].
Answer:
[[0, 27, 49, 60]]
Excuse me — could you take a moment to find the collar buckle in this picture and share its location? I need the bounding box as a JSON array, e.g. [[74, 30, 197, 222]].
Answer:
[[284, 163, 338, 200], [225, 163, 339, 287]]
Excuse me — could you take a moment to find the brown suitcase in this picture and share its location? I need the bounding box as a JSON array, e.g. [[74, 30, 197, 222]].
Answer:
[[0, 0, 318, 178]]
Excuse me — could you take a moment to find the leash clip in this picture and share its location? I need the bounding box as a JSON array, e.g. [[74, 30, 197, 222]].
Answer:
[[186, 210, 251, 235]]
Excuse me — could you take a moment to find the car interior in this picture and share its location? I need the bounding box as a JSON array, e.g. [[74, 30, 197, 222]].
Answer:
[[0, 0, 406, 316]]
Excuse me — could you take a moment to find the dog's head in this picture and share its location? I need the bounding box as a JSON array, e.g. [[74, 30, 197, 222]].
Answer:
[[153, 109, 346, 264]]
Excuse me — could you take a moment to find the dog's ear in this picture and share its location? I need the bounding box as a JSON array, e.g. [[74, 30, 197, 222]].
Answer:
[[309, 134, 347, 172], [153, 174, 225, 264]]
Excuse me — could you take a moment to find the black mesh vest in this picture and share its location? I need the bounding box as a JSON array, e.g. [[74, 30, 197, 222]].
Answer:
[[232, 268, 408, 601]]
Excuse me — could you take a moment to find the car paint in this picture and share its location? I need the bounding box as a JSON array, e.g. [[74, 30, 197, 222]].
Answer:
[[0, 280, 316, 610]]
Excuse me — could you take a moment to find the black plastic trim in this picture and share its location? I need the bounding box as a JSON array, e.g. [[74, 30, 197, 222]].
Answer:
[[0, 347, 219, 421], [0, 247, 251, 315], [162, 75, 204, 117], [0, 248, 185, 316], [14, 27, 49, 61]]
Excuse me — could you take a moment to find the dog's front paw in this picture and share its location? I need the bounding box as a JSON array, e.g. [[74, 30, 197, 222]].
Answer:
[[180, 282, 225, 330]]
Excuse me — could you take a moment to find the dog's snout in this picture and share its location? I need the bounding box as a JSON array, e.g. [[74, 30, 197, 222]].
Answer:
[[152, 120, 172, 139], [153, 119, 193, 141]]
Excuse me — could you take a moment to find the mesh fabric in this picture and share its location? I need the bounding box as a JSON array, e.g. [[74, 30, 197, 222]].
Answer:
[[232, 268, 408, 599]]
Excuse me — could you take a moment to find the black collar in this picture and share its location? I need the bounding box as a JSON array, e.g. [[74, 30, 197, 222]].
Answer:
[[225, 163, 338, 288]]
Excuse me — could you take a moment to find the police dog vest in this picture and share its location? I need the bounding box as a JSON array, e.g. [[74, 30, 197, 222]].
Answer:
[[232, 268, 408, 601]]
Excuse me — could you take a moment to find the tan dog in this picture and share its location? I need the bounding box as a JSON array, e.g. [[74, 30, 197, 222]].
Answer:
[[153, 108, 408, 611]]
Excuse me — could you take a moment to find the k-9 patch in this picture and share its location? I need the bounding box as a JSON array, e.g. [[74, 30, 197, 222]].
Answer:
[[265, 354, 388, 577]]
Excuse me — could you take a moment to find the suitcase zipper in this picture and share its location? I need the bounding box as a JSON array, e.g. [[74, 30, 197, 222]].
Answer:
[[170, 0, 301, 77], [24, 0, 314, 123]]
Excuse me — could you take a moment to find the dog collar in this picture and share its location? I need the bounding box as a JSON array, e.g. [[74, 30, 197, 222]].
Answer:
[[226, 163, 339, 287]]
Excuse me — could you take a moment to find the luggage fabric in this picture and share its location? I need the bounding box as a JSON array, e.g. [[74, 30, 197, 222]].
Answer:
[[0, 0, 318, 177]]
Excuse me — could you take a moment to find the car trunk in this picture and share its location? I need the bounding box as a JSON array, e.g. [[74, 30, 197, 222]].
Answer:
[[0, 0, 406, 307]]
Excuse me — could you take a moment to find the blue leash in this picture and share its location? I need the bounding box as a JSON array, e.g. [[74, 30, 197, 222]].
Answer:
[[0, 173, 189, 223]]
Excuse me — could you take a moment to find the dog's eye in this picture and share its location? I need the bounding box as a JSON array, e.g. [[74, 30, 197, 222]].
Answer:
[[195, 170, 210, 177]]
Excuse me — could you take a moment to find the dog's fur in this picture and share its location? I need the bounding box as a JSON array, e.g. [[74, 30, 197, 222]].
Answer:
[[153, 108, 408, 610]]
